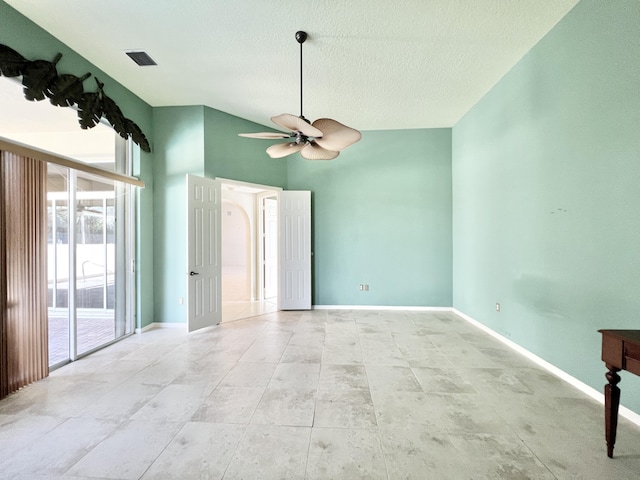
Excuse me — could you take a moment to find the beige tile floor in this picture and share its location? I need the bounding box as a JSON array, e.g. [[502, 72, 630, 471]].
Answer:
[[2, 309, 640, 479]]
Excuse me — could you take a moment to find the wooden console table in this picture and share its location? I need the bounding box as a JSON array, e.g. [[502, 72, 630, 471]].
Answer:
[[598, 329, 640, 458]]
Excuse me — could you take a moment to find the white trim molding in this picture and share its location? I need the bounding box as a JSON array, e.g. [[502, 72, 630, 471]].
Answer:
[[135, 322, 186, 334], [453, 308, 640, 427], [313, 305, 453, 312]]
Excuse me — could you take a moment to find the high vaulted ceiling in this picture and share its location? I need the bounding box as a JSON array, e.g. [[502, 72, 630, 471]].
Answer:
[[5, 0, 579, 132]]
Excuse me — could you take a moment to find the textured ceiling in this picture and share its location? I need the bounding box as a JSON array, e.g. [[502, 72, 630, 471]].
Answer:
[[4, 0, 579, 132]]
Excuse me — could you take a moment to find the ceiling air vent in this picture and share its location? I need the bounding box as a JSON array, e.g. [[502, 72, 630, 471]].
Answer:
[[125, 51, 157, 66]]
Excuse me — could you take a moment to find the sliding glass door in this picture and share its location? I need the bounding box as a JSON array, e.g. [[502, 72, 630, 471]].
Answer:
[[47, 142, 134, 367], [0, 76, 136, 371]]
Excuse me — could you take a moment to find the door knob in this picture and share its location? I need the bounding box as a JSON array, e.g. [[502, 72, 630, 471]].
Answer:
[[189, 271, 199, 276]]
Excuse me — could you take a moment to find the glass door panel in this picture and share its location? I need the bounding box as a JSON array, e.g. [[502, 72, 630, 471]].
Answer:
[[75, 173, 117, 355], [47, 165, 71, 366]]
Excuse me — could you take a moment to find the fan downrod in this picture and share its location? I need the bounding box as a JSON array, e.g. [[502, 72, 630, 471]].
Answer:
[[295, 31, 309, 122]]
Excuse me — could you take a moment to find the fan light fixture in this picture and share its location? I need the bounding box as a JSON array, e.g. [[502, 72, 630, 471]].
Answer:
[[239, 31, 361, 160]]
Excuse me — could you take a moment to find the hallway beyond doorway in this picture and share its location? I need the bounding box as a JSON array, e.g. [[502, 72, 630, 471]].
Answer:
[[222, 265, 277, 323], [222, 298, 277, 323], [220, 180, 281, 324]]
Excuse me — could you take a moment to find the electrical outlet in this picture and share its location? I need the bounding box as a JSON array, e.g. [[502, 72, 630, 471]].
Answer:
[[178, 297, 184, 305], [495, 302, 500, 312], [359, 284, 364, 291]]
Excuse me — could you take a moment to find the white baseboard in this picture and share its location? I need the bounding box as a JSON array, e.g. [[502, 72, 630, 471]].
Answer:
[[453, 308, 640, 427], [135, 322, 186, 334], [313, 305, 453, 312]]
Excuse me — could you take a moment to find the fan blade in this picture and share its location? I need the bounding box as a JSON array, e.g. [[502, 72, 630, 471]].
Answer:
[[266, 142, 305, 158], [271, 113, 323, 137], [238, 132, 291, 139], [312, 118, 362, 151], [301, 143, 340, 160]]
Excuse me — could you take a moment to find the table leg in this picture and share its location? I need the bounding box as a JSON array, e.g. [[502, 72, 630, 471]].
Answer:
[[604, 367, 621, 458]]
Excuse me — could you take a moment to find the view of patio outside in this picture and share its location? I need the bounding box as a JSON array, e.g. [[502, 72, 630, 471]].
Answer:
[[47, 183, 119, 366]]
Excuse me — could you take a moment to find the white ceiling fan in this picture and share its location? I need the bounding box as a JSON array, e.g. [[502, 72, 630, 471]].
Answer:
[[239, 31, 361, 160]]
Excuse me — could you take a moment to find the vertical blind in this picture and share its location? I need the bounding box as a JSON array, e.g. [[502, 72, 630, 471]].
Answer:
[[0, 150, 49, 399]]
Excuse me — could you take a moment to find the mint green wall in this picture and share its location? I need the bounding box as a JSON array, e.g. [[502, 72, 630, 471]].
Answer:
[[204, 108, 287, 188], [0, 1, 156, 330], [132, 146, 155, 329], [287, 129, 452, 306], [152, 106, 205, 324], [452, 0, 640, 411]]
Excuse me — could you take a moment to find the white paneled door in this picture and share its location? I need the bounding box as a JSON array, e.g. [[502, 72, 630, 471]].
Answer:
[[263, 197, 278, 299], [279, 190, 311, 310], [187, 174, 221, 332]]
